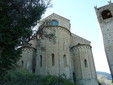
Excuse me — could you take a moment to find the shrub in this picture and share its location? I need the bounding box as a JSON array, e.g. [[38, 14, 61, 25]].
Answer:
[[0, 68, 75, 85]]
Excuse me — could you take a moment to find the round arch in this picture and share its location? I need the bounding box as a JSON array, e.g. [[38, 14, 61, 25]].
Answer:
[[101, 10, 112, 19]]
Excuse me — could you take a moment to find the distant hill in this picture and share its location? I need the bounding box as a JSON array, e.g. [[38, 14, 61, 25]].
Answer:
[[97, 71, 113, 85], [97, 71, 112, 80]]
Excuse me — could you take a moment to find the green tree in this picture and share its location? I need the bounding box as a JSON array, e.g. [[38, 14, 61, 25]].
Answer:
[[0, 0, 51, 79]]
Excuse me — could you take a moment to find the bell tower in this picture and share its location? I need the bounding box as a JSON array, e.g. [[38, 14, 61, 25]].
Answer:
[[95, 2, 113, 81]]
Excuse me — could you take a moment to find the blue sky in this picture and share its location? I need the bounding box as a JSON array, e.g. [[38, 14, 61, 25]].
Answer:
[[43, 0, 112, 73]]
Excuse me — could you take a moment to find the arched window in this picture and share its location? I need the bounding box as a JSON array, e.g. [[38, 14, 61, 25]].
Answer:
[[40, 55, 42, 67], [52, 54, 55, 66], [63, 55, 67, 67], [84, 59, 88, 67], [101, 10, 112, 19], [21, 60, 24, 66], [50, 20, 59, 26]]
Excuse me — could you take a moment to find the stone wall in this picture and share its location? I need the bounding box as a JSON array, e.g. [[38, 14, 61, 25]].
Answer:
[[18, 47, 35, 73], [95, 3, 113, 80], [36, 26, 72, 79], [71, 44, 98, 85], [71, 33, 90, 47]]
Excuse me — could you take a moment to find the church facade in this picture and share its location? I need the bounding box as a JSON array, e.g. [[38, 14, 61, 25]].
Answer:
[[18, 13, 99, 85]]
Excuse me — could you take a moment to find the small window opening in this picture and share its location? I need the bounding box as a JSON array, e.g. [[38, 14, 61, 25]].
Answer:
[[40, 55, 42, 67], [21, 61, 24, 66], [84, 59, 88, 67], [50, 20, 59, 26], [101, 10, 112, 19], [52, 54, 55, 66], [63, 55, 67, 67]]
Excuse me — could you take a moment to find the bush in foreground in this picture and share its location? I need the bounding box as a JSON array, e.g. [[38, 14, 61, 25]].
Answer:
[[0, 69, 75, 85]]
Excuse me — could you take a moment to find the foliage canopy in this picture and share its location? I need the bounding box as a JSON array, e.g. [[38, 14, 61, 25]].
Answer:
[[0, 0, 51, 79]]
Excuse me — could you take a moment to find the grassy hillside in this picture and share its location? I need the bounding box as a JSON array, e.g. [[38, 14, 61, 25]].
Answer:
[[97, 71, 113, 85], [0, 68, 75, 85]]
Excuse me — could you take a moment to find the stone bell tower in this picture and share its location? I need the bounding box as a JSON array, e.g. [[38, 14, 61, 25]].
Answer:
[[95, 1, 113, 81]]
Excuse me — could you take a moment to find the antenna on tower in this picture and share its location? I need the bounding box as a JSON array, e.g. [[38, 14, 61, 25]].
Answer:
[[108, 0, 112, 4]]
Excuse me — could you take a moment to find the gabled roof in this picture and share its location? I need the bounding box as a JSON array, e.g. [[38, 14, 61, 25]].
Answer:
[[41, 13, 70, 21]]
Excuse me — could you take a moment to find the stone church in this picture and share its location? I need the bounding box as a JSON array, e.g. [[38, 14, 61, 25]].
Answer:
[[18, 13, 99, 85]]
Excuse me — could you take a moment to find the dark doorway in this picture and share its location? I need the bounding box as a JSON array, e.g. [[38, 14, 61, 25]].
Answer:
[[73, 72, 76, 83]]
